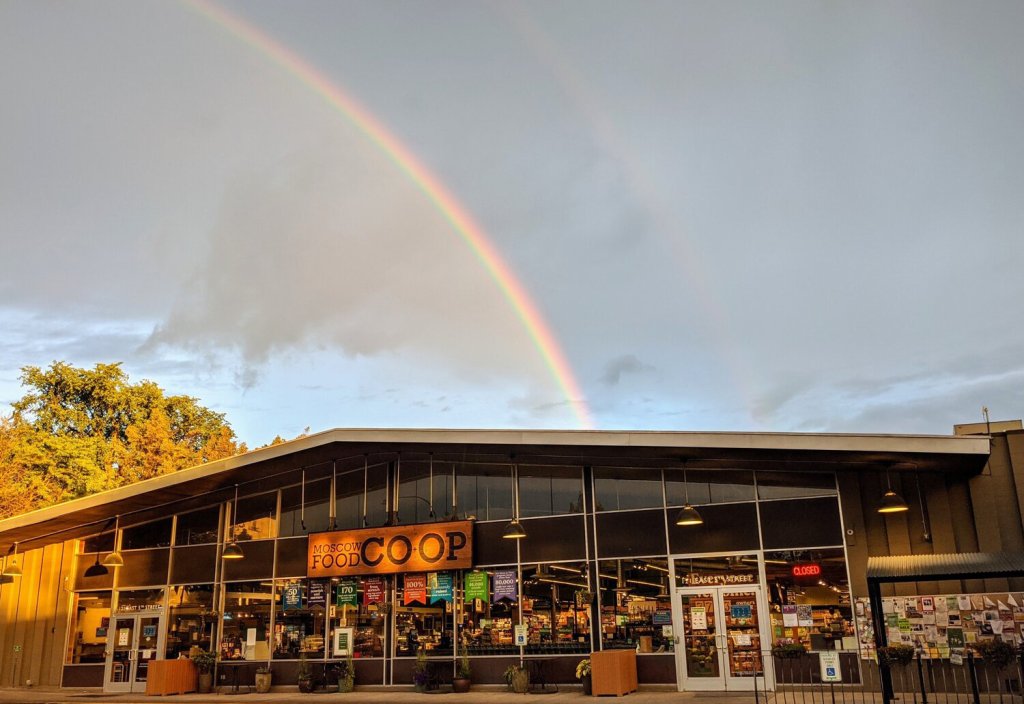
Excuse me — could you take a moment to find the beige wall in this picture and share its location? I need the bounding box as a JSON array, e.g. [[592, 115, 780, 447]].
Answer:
[[0, 540, 76, 687]]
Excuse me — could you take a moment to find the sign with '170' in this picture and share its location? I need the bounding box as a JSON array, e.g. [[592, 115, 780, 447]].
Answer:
[[307, 521, 474, 578]]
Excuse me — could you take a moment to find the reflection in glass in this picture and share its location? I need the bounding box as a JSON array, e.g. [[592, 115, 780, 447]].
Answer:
[[121, 518, 173, 550], [165, 584, 216, 658], [756, 471, 837, 500], [221, 581, 272, 660], [66, 591, 112, 663], [174, 507, 220, 546], [518, 466, 584, 517], [232, 493, 277, 541], [280, 478, 330, 536], [456, 464, 513, 521], [594, 468, 662, 511], [665, 469, 755, 506]]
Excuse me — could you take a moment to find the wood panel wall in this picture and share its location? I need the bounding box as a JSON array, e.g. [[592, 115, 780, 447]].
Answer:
[[0, 539, 76, 687]]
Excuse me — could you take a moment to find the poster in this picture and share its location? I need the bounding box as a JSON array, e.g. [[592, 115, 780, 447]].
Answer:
[[403, 573, 427, 605], [430, 572, 453, 603], [783, 605, 798, 627], [363, 576, 384, 605], [947, 627, 965, 648], [308, 580, 328, 609], [465, 571, 489, 602], [282, 582, 302, 610], [118, 628, 130, 646], [691, 607, 707, 631], [333, 627, 354, 656], [797, 605, 814, 627], [958, 595, 972, 611], [337, 579, 359, 607], [493, 569, 517, 603], [143, 624, 157, 638], [514, 624, 528, 646], [246, 628, 256, 647]]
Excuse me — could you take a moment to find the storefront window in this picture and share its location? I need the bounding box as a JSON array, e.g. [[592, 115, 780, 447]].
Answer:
[[673, 555, 760, 588], [522, 562, 591, 653], [395, 573, 454, 657], [665, 469, 755, 506], [364, 462, 389, 528], [459, 568, 519, 655], [594, 468, 662, 511], [165, 585, 216, 658], [518, 466, 584, 517], [174, 506, 220, 546], [273, 579, 328, 659], [398, 460, 454, 524], [231, 492, 277, 541], [221, 581, 272, 660], [331, 578, 386, 658], [280, 478, 331, 536], [336, 467, 369, 531], [598, 559, 672, 652], [115, 588, 166, 613], [756, 471, 837, 500], [456, 464, 513, 521], [764, 548, 852, 651], [66, 591, 112, 663], [81, 532, 115, 554], [121, 517, 173, 550]]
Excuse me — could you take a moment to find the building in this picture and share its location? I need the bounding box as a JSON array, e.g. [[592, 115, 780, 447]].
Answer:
[[1, 425, 1022, 694]]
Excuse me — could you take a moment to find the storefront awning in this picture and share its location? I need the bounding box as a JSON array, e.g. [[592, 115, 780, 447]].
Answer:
[[867, 551, 1024, 584]]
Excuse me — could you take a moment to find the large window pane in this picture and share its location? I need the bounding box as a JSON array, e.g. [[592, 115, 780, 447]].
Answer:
[[335, 467, 367, 531], [395, 573, 453, 657], [175, 507, 220, 546], [81, 532, 115, 554], [280, 478, 330, 536], [220, 582, 272, 660], [121, 517, 172, 550], [66, 591, 112, 663], [518, 466, 583, 517], [165, 585, 216, 659], [594, 468, 662, 511], [598, 559, 672, 652], [231, 492, 277, 541], [273, 580, 327, 659], [458, 567, 519, 656], [764, 548, 851, 652], [397, 460, 454, 524], [521, 562, 591, 654], [457, 464, 513, 521], [364, 463, 389, 528], [330, 579, 386, 658], [756, 471, 837, 499], [665, 469, 755, 506]]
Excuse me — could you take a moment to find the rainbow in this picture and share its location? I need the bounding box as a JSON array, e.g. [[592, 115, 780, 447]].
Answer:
[[184, 0, 593, 429]]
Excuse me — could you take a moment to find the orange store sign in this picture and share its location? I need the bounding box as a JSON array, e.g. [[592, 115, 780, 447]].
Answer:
[[307, 521, 473, 577]]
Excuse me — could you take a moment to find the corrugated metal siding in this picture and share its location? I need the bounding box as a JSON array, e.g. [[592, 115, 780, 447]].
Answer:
[[867, 551, 1024, 581]]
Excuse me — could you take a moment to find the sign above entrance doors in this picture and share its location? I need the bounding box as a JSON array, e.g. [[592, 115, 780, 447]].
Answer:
[[681, 572, 757, 587], [307, 520, 473, 578]]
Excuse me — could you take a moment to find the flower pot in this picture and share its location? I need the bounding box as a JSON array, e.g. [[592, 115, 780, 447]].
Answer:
[[255, 671, 272, 694], [339, 676, 355, 693], [297, 675, 313, 693], [582, 674, 592, 696], [197, 671, 213, 694], [452, 677, 471, 693], [511, 669, 530, 693]]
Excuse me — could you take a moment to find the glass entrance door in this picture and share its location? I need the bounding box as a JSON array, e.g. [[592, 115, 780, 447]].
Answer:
[[103, 614, 163, 692], [675, 586, 771, 691]]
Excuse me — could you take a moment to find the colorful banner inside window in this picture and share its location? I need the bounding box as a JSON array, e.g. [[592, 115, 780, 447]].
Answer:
[[465, 571, 489, 602], [363, 576, 384, 606], [430, 573, 453, 603], [404, 573, 427, 605], [493, 569, 517, 603], [337, 579, 359, 608]]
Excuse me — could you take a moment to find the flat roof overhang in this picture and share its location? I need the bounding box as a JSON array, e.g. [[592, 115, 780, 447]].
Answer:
[[0, 427, 990, 553]]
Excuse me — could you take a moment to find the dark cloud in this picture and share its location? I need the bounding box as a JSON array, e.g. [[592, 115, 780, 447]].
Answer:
[[601, 354, 655, 386]]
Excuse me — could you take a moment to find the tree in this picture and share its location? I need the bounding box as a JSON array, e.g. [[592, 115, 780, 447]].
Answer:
[[1, 362, 246, 518]]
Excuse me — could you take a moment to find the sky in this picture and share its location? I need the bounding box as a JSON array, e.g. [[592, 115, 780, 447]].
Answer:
[[1, 0, 1022, 447]]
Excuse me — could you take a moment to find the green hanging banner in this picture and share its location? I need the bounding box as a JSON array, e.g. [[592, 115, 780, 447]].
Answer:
[[465, 571, 489, 602], [336, 579, 359, 608]]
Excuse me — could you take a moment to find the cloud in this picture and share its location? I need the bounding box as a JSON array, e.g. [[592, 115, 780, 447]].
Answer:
[[601, 354, 655, 386]]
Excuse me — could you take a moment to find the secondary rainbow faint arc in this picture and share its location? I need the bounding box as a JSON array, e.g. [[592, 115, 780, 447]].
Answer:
[[186, 0, 593, 429]]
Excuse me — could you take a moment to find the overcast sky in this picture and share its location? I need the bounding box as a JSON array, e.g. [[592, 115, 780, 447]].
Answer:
[[2, 0, 1022, 446]]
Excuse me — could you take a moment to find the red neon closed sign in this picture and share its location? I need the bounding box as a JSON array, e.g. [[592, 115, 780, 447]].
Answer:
[[792, 564, 822, 578]]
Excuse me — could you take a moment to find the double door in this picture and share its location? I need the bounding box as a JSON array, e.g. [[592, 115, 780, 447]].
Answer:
[[103, 614, 163, 692], [675, 586, 772, 691]]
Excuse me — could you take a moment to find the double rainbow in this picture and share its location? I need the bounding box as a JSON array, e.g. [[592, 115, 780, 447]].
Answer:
[[186, 0, 593, 429]]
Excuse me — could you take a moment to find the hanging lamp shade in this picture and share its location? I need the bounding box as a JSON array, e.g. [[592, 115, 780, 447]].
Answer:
[[878, 490, 909, 514], [222, 540, 245, 559], [502, 519, 527, 540], [84, 557, 109, 578], [675, 504, 704, 526], [102, 551, 125, 567]]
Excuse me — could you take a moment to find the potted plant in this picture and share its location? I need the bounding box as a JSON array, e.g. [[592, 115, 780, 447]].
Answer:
[[974, 639, 1018, 669], [576, 658, 592, 696], [191, 650, 216, 693], [877, 644, 916, 668], [452, 650, 471, 693], [412, 648, 430, 692], [339, 650, 356, 693], [255, 665, 272, 694], [503, 664, 530, 693], [297, 653, 313, 693], [771, 643, 807, 659]]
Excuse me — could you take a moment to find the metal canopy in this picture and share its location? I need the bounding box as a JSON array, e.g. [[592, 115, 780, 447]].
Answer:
[[867, 551, 1024, 584]]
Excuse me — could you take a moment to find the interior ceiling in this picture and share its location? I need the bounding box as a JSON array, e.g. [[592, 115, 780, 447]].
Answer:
[[0, 435, 989, 553]]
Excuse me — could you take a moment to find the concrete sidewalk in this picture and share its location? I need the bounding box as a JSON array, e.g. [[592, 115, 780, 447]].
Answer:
[[0, 687, 770, 704]]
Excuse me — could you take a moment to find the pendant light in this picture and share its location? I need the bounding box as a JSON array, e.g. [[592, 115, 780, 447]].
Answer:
[[101, 515, 124, 567], [223, 485, 245, 560], [675, 463, 704, 526], [878, 471, 909, 514], [83, 552, 109, 578], [503, 461, 527, 539], [2, 543, 23, 578]]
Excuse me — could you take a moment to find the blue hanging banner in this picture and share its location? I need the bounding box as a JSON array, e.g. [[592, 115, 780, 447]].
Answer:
[[282, 582, 302, 610], [430, 573, 453, 603]]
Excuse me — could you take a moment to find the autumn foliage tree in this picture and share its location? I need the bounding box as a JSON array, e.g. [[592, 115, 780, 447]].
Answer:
[[0, 362, 246, 519]]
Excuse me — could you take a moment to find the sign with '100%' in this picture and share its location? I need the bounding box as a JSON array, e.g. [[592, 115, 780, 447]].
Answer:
[[307, 520, 474, 577]]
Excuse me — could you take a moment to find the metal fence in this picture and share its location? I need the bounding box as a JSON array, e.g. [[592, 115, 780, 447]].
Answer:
[[740, 650, 1024, 704]]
